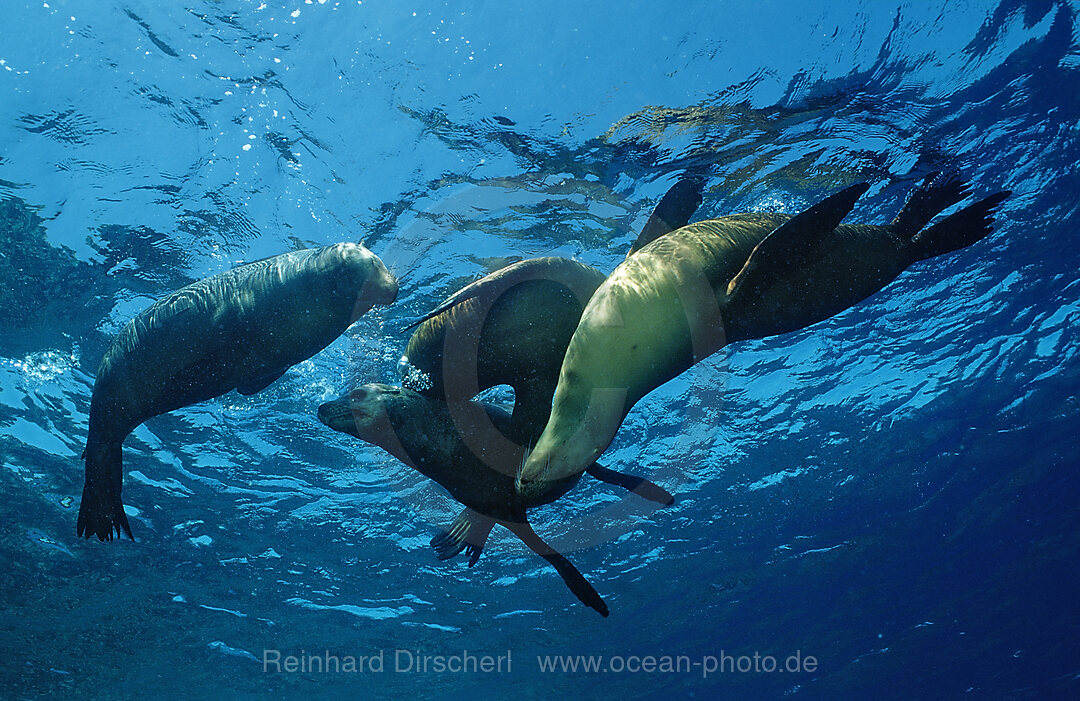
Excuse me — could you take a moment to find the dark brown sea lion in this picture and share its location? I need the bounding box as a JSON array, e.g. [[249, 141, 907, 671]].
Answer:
[[318, 384, 674, 617], [79, 243, 398, 541]]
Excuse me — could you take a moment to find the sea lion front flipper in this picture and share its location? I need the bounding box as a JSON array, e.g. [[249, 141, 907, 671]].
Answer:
[[235, 368, 287, 396], [585, 463, 674, 505], [502, 520, 610, 617], [403, 258, 546, 331], [725, 182, 871, 302], [430, 508, 495, 567], [628, 175, 706, 256]]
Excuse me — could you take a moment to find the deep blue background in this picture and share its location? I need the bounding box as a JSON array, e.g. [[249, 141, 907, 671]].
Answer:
[[2, 1, 1078, 698]]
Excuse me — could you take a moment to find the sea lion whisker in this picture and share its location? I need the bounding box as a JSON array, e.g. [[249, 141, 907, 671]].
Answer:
[[515, 441, 533, 490], [386, 259, 407, 284]]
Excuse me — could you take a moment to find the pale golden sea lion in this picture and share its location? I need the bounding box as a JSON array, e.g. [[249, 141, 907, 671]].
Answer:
[[518, 174, 1009, 498]]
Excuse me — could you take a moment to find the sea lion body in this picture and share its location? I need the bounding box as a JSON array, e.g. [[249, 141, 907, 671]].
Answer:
[[318, 383, 673, 616], [519, 177, 1009, 496], [539, 214, 914, 420], [318, 385, 576, 521], [401, 258, 606, 445], [79, 242, 398, 541], [318, 385, 612, 616]]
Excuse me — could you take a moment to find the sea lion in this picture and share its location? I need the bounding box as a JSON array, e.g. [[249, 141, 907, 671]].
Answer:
[[317, 384, 674, 617], [518, 174, 1010, 498], [401, 257, 606, 445], [78, 243, 398, 541], [400, 176, 704, 446]]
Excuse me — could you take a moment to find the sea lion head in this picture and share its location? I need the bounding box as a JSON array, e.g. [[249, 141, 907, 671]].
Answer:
[[317, 383, 450, 469], [315, 243, 399, 321], [317, 382, 404, 443]]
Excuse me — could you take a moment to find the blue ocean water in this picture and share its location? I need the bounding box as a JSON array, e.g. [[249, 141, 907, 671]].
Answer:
[[2, 0, 1078, 698]]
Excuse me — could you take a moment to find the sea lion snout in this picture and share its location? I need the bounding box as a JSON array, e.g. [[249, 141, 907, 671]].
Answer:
[[318, 396, 372, 440], [373, 268, 399, 305], [318, 385, 404, 443], [355, 246, 398, 305], [316, 398, 351, 429]]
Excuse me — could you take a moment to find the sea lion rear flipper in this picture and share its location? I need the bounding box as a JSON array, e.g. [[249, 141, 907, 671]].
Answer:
[[628, 175, 706, 256], [725, 182, 871, 302], [430, 508, 495, 567], [585, 462, 674, 505], [909, 191, 1010, 261], [77, 442, 134, 542], [503, 520, 609, 617], [235, 368, 287, 396], [890, 172, 972, 236]]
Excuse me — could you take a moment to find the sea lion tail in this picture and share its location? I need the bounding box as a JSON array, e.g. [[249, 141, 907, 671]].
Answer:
[[76, 441, 134, 542], [503, 520, 609, 617], [430, 508, 495, 567], [891, 172, 973, 237], [908, 190, 1010, 261], [585, 463, 675, 505]]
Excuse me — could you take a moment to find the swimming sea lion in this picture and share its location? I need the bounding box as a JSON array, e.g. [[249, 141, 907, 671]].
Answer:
[[78, 243, 399, 541], [401, 257, 606, 445], [400, 176, 704, 446], [518, 174, 1010, 497], [317, 384, 674, 617]]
